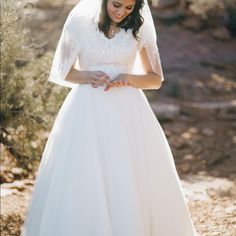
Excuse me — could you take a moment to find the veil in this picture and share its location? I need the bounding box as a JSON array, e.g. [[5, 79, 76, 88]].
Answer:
[[48, 0, 164, 88]]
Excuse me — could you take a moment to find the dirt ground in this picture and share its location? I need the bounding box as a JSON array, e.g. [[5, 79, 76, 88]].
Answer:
[[1, 2, 236, 236]]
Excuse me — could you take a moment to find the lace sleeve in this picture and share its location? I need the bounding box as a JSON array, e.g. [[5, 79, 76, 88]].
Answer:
[[137, 20, 165, 82], [48, 16, 81, 88]]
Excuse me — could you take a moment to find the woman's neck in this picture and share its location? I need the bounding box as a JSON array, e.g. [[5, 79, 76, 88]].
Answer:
[[110, 21, 118, 27]]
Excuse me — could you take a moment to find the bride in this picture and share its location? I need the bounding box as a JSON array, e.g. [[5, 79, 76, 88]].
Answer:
[[21, 0, 198, 235]]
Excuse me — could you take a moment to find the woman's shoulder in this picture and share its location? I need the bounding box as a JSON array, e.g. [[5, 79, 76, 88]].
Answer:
[[62, 15, 96, 43], [64, 14, 88, 31]]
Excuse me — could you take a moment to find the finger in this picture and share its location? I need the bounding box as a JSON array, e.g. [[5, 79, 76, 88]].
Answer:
[[93, 77, 108, 86], [108, 82, 115, 88], [95, 80, 107, 87], [94, 75, 109, 85], [104, 84, 112, 91], [100, 77, 110, 84], [109, 78, 118, 83], [104, 86, 109, 91], [95, 81, 102, 87], [120, 80, 127, 86], [92, 78, 103, 86], [91, 78, 98, 83], [91, 82, 98, 88], [103, 78, 110, 84], [101, 78, 110, 85], [102, 72, 110, 79], [97, 71, 110, 79]]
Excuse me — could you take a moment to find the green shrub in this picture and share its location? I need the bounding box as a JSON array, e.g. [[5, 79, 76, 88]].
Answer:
[[1, 0, 68, 173]]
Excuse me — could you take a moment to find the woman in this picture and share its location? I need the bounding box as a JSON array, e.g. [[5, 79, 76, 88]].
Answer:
[[21, 0, 198, 235]]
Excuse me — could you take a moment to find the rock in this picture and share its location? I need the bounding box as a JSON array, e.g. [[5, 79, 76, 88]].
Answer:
[[224, 206, 236, 214], [183, 100, 236, 117], [30, 141, 39, 149], [181, 16, 206, 32], [151, 0, 159, 8], [189, 127, 199, 134], [207, 153, 231, 167], [211, 26, 231, 41], [1, 188, 18, 198], [13, 181, 26, 191], [154, 7, 185, 21], [182, 175, 236, 202], [172, 138, 188, 149], [151, 103, 180, 121], [151, 0, 185, 20], [179, 163, 192, 174], [153, 0, 179, 9], [11, 167, 24, 178], [233, 136, 236, 144], [0, 173, 14, 184], [184, 154, 194, 160], [22, 179, 34, 186], [202, 128, 215, 136], [200, 61, 236, 71], [181, 175, 236, 204], [15, 59, 28, 67], [0, 166, 15, 184], [1, 180, 26, 192]]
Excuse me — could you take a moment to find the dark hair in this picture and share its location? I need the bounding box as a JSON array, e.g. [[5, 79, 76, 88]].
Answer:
[[98, 0, 144, 40]]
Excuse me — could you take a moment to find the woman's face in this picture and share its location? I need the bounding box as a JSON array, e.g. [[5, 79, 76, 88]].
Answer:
[[107, 0, 136, 24]]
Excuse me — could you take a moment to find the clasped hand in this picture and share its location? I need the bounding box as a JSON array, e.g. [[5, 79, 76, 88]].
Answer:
[[87, 71, 129, 91]]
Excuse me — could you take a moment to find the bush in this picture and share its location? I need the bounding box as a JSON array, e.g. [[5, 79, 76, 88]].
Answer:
[[1, 0, 69, 174], [224, 0, 236, 34]]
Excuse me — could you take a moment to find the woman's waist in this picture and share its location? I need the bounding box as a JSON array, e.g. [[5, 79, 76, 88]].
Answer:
[[82, 64, 132, 80], [73, 83, 141, 96]]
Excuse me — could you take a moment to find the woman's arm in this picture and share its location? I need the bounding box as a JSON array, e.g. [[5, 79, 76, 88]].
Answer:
[[65, 66, 110, 87], [104, 47, 163, 91], [65, 67, 89, 84], [123, 47, 163, 90]]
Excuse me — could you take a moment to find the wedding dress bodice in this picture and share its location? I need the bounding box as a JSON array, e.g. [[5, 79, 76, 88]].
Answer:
[[74, 17, 141, 80], [48, 15, 164, 88]]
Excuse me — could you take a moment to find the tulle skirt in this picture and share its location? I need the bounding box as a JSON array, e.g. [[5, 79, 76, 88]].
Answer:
[[21, 84, 197, 236]]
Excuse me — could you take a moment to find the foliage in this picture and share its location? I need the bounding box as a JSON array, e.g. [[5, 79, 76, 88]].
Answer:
[[1, 1, 25, 125], [1, 0, 68, 173], [224, 0, 236, 34]]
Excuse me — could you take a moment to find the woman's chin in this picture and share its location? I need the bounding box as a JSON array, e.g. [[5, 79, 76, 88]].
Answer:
[[111, 17, 123, 24]]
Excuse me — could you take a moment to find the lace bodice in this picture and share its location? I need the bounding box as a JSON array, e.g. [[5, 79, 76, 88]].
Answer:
[[48, 15, 164, 88], [75, 17, 140, 80]]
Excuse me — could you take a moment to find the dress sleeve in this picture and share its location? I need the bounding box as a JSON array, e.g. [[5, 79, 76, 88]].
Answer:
[[137, 20, 165, 82], [48, 15, 81, 88]]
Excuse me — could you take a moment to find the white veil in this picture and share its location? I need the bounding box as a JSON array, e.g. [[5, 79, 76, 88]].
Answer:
[[48, 0, 164, 88]]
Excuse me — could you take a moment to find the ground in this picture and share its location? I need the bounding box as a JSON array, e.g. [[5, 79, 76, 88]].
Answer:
[[1, 2, 236, 236]]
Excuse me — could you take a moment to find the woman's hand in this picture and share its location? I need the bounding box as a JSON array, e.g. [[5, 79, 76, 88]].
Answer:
[[104, 74, 129, 91], [86, 71, 110, 88]]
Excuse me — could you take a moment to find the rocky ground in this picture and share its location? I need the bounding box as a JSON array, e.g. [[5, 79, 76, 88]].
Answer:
[[1, 1, 236, 235]]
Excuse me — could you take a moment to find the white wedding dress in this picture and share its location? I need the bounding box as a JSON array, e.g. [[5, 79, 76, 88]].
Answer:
[[21, 15, 197, 236]]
